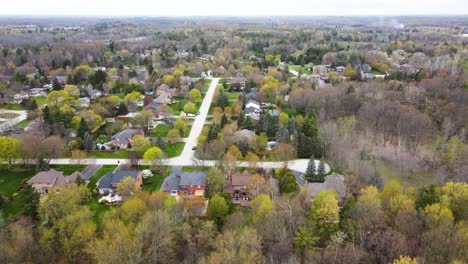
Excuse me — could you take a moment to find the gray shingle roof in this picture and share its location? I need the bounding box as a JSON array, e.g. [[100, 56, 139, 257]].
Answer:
[[97, 170, 140, 189], [160, 172, 207, 191]]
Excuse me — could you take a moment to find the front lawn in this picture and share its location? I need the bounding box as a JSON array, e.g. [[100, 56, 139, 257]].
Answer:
[[0, 167, 35, 197], [49, 164, 86, 175], [13, 119, 30, 127], [149, 124, 172, 137], [0, 112, 20, 119], [142, 173, 166, 193], [163, 142, 185, 157], [0, 104, 25, 110], [289, 64, 312, 75]]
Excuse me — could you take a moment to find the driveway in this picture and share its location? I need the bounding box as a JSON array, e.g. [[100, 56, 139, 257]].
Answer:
[[0, 110, 27, 132]]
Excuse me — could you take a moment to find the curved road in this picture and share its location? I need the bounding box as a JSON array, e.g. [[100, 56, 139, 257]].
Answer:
[[48, 77, 331, 182]]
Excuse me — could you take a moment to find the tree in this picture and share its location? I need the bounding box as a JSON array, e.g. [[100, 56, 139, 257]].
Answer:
[[189, 88, 202, 103], [143, 146, 164, 170], [294, 227, 318, 264], [167, 128, 180, 144], [226, 144, 243, 160], [183, 102, 196, 114], [207, 195, 229, 227], [116, 102, 129, 115], [0, 136, 20, 168], [316, 160, 326, 182], [132, 134, 151, 154], [124, 91, 142, 105], [393, 256, 417, 264], [18, 134, 62, 171], [278, 167, 299, 194], [274, 143, 297, 161], [304, 156, 317, 182], [77, 118, 88, 139], [116, 176, 137, 200], [308, 190, 340, 242], [249, 194, 273, 224], [71, 150, 86, 165], [279, 112, 289, 126], [248, 174, 272, 198], [133, 110, 153, 133], [83, 132, 94, 151], [206, 167, 225, 196]]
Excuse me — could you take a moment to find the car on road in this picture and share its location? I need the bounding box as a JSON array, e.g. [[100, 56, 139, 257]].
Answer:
[[187, 113, 195, 118], [192, 146, 197, 150]]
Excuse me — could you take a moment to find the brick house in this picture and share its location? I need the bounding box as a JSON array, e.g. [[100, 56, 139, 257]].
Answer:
[[161, 172, 207, 197]]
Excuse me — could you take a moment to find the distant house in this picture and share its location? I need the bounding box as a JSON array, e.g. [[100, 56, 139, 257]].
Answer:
[[313, 65, 328, 76], [53, 75, 67, 85], [154, 91, 173, 105], [156, 84, 179, 97], [78, 97, 90, 108], [108, 75, 121, 82], [244, 100, 261, 120], [335, 66, 345, 73], [27, 169, 83, 194], [355, 64, 372, 74], [29, 88, 47, 97], [143, 101, 162, 117], [307, 173, 348, 204], [224, 171, 252, 206], [231, 77, 247, 88], [110, 128, 144, 149], [234, 129, 256, 144], [200, 54, 215, 63], [161, 172, 207, 196], [97, 170, 143, 195], [13, 91, 29, 103]]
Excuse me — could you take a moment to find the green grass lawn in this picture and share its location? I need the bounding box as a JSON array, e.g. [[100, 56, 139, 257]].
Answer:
[[87, 165, 117, 225], [290, 65, 312, 75], [0, 112, 19, 119], [0, 104, 25, 110], [0, 167, 35, 197], [225, 92, 239, 100], [142, 174, 166, 193], [149, 124, 172, 137], [86, 150, 130, 159], [182, 125, 191, 137], [31, 96, 47, 106], [13, 119, 31, 127], [371, 69, 383, 75], [163, 142, 185, 158], [49, 164, 86, 175]]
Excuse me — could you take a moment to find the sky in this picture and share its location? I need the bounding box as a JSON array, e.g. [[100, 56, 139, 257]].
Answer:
[[2, 0, 468, 17]]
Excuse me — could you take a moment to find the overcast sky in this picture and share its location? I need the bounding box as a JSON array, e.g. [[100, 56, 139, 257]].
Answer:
[[2, 0, 467, 16]]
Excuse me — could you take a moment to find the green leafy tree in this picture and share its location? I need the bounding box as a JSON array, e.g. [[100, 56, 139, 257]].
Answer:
[[294, 227, 318, 264], [278, 167, 299, 194], [183, 102, 196, 114], [0, 136, 20, 168], [308, 190, 340, 243], [207, 195, 228, 227], [189, 88, 202, 103]]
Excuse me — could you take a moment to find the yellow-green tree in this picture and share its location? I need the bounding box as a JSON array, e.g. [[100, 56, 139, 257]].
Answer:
[[308, 190, 340, 241], [0, 136, 20, 168]]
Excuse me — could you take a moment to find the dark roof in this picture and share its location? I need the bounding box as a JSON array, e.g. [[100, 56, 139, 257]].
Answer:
[[111, 129, 143, 145], [97, 170, 140, 189], [160, 172, 207, 191], [144, 101, 161, 114]]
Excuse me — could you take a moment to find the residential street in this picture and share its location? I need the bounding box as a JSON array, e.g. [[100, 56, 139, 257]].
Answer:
[[46, 77, 331, 178]]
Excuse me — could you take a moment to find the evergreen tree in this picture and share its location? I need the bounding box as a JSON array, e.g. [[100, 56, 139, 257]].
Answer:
[[78, 118, 89, 139], [296, 133, 314, 158], [237, 111, 245, 128], [302, 114, 318, 139], [276, 126, 290, 143], [316, 160, 326, 182], [156, 136, 166, 152], [216, 90, 229, 109], [75, 175, 86, 186], [243, 116, 253, 130], [305, 156, 316, 182], [116, 102, 129, 115], [20, 185, 39, 220], [220, 114, 228, 128], [42, 105, 51, 124], [83, 132, 94, 151], [278, 167, 300, 194]]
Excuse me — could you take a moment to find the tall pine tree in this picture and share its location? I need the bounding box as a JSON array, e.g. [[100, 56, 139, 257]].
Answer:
[[316, 160, 326, 182], [305, 156, 316, 182]]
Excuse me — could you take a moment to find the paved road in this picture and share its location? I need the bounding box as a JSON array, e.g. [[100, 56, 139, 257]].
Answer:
[[0, 110, 27, 132], [173, 78, 220, 165], [44, 77, 332, 178]]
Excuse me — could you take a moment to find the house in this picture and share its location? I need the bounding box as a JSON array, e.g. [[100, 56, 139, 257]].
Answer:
[[160, 172, 207, 196], [200, 54, 215, 63], [143, 101, 162, 117], [93, 66, 106, 72], [355, 64, 372, 74], [27, 169, 83, 194], [335, 66, 345, 73], [231, 77, 247, 88], [156, 84, 180, 97], [224, 171, 252, 206], [29, 88, 47, 97], [154, 91, 173, 105], [245, 87, 259, 101], [266, 141, 279, 151], [108, 75, 121, 82], [234, 129, 256, 144], [110, 128, 144, 149], [13, 91, 29, 102], [53, 75, 67, 85], [244, 100, 261, 120], [78, 97, 90, 108], [313, 65, 328, 76], [307, 173, 348, 204], [96, 169, 142, 195]]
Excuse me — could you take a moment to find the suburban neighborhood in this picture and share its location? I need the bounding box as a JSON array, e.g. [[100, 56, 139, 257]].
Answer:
[[0, 9, 466, 264]]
